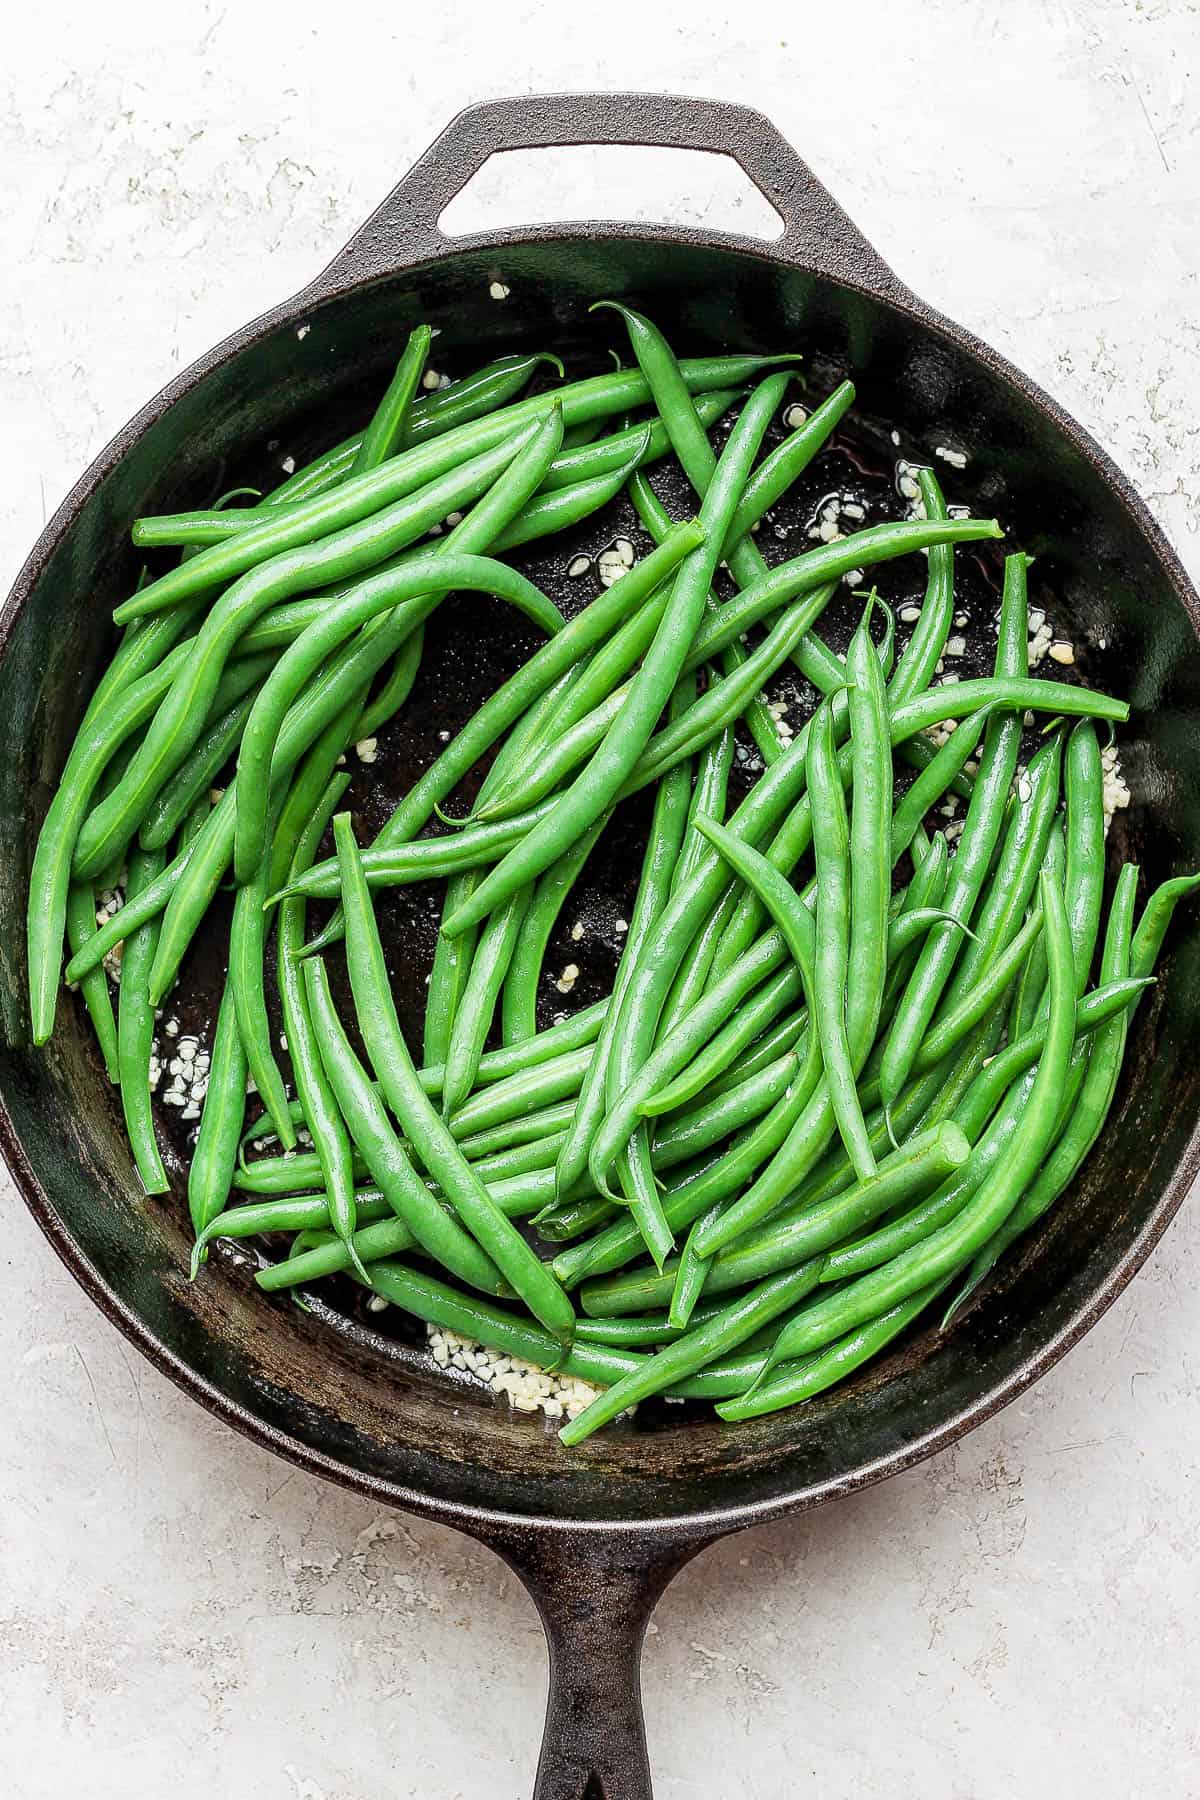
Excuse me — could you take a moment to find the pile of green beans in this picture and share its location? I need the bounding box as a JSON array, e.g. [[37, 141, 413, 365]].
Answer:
[[28, 307, 1194, 1446]]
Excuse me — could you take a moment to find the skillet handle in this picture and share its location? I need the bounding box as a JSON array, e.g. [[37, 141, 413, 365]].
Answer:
[[486, 1524, 705, 1800], [308, 91, 903, 295]]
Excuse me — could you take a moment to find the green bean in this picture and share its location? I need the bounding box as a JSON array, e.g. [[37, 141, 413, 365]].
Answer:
[[441, 889, 530, 1117], [229, 869, 295, 1151], [575, 1306, 725, 1347], [641, 961, 800, 1118], [581, 1121, 969, 1319], [349, 326, 432, 476], [424, 680, 572, 1058], [233, 1000, 604, 1152], [807, 696, 876, 1177], [501, 814, 609, 1046], [122, 355, 789, 591], [1131, 869, 1200, 974], [584, 720, 765, 1196], [673, 726, 735, 902], [265, 353, 565, 508], [627, 456, 784, 768], [1011, 825, 1065, 1036], [303, 954, 507, 1296], [559, 1262, 824, 1445], [187, 983, 248, 1237], [445, 1044, 595, 1139], [178, 794, 213, 850], [1063, 720, 1107, 991], [441, 374, 792, 939], [596, 824, 818, 1200], [138, 689, 259, 852], [719, 381, 856, 550], [599, 302, 847, 703], [846, 599, 893, 1045], [191, 1189, 396, 1274], [668, 1204, 722, 1329], [64, 883, 121, 1082], [470, 1132, 569, 1182], [79, 436, 543, 882], [235, 1149, 369, 1194], [946, 862, 1142, 1321], [609, 678, 698, 1266], [227, 709, 362, 1156], [878, 553, 1030, 1114], [479, 517, 1008, 824], [541, 389, 738, 493], [117, 846, 169, 1193], [425, 672, 545, 1065], [332, 813, 574, 1341], [820, 980, 1150, 1284], [717, 1277, 952, 1420], [896, 732, 975, 804], [254, 1170, 549, 1293], [353, 620, 426, 743], [889, 707, 997, 864], [278, 773, 360, 1265], [232, 543, 563, 884], [743, 865, 1075, 1382], [887, 469, 956, 704], [487, 451, 650, 553], [29, 634, 195, 1040], [311, 522, 701, 940], [939, 730, 1062, 1008], [554, 663, 748, 1210]]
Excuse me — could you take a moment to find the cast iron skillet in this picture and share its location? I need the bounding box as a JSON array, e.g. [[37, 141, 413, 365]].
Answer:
[[4, 94, 1200, 1799]]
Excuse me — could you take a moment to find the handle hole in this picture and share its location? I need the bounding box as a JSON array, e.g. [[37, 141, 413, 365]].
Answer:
[[437, 144, 786, 242]]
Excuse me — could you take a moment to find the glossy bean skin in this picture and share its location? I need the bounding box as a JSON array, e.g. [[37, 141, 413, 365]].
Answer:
[[254, 1173, 547, 1293], [500, 815, 608, 1046], [78, 436, 545, 883], [559, 1262, 826, 1444], [29, 634, 194, 1041], [64, 883, 121, 1083], [938, 731, 1062, 1008], [947, 862, 1142, 1319], [440, 374, 793, 940], [122, 355, 788, 593], [808, 695, 876, 1180], [277, 774, 360, 1263], [606, 679, 698, 1267], [878, 553, 1030, 1114], [715, 1276, 952, 1419], [187, 983, 248, 1238], [626, 425, 784, 767], [117, 846, 170, 1193], [331, 814, 575, 1342], [887, 469, 956, 704], [303, 955, 509, 1297], [734, 866, 1075, 1388], [348, 325, 432, 477], [668, 1204, 723, 1330], [232, 541, 563, 884], [256, 352, 566, 511], [580, 1123, 969, 1320], [441, 890, 531, 1118], [719, 381, 856, 550], [889, 707, 997, 865]]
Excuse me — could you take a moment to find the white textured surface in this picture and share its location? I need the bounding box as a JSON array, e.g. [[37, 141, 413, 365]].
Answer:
[[3, 5, 1200, 1796]]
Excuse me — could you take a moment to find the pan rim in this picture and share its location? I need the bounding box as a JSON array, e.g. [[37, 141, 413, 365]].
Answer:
[[5, 220, 1200, 1539]]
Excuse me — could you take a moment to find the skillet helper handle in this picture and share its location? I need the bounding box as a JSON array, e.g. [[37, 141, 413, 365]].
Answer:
[[488, 1527, 703, 1800], [308, 91, 904, 294]]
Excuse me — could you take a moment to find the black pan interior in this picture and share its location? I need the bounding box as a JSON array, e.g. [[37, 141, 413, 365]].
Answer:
[[3, 237, 1198, 1526]]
